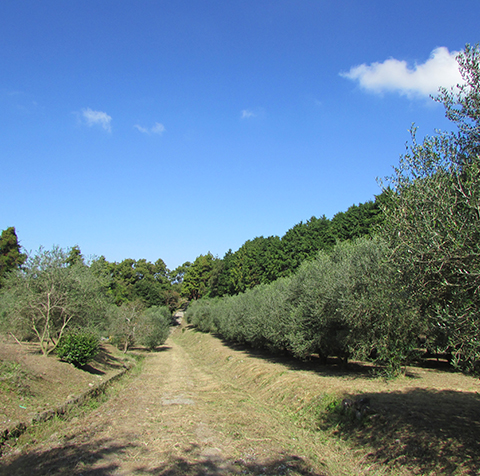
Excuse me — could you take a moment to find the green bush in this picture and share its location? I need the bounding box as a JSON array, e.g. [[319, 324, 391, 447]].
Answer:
[[136, 305, 171, 350], [56, 331, 99, 367]]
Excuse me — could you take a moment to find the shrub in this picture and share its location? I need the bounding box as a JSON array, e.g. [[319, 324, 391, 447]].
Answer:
[[108, 301, 144, 353], [136, 306, 171, 350], [56, 331, 99, 367]]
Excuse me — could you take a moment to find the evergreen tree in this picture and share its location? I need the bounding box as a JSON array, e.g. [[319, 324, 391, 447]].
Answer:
[[181, 253, 219, 300], [280, 216, 334, 272], [65, 245, 84, 267], [0, 227, 27, 286]]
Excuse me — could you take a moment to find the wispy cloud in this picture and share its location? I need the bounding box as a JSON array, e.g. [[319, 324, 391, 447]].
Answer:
[[82, 108, 112, 132], [134, 122, 166, 135], [151, 122, 165, 135], [134, 124, 149, 133], [241, 109, 256, 119], [341, 47, 463, 97]]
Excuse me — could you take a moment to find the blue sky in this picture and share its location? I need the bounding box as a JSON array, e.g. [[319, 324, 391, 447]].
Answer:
[[1, 1, 478, 270]]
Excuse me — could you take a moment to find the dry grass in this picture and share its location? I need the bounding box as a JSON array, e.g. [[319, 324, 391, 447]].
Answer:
[[174, 326, 480, 475], [1, 326, 479, 475]]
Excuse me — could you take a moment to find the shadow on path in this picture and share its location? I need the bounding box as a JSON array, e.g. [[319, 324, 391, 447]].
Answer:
[[0, 439, 326, 476], [324, 387, 480, 475], [0, 438, 131, 476], [146, 454, 326, 476], [210, 330, 374, 379]]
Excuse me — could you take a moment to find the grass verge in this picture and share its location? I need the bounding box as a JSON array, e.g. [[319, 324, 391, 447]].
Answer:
[[173, 326, 480, 475]]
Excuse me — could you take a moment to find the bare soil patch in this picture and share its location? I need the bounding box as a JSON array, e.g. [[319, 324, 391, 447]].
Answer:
[[0, 319, 479, 475]]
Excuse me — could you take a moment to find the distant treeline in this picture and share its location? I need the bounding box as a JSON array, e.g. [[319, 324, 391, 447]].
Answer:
[[180, 197, 385, 300], [0, 196, 383, 317]]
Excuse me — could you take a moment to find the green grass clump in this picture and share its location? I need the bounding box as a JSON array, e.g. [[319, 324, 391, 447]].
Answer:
[[0, 360, 33, 396]]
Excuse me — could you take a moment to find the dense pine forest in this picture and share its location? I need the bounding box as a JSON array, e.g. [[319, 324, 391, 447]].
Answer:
[[1, 44, 479, 375]]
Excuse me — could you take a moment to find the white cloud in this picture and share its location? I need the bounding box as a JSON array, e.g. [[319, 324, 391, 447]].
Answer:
[[134, 124, 149, 133], [341, 47, 463, 97], [241, 109, 256, 119], [134, 122, 165, 135], [151, 122, 165, 135], [82, 108, 112, 132]]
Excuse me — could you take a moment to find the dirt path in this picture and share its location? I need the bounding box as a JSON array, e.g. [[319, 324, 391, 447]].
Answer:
[[0, 321, 325, 475], [3, 318, 479, 475]]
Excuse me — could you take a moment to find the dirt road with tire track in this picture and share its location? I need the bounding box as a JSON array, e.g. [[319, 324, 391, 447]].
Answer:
[[0, 318, 327, 476]]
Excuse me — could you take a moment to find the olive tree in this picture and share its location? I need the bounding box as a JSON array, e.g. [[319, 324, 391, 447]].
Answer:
[[380, 44, 480, 371], [0, 246, 109, 355], [136, 306, 171, 350], [109, 302, 171, 352], [285, 237, 419, 371], [108, 300, 144, 353]]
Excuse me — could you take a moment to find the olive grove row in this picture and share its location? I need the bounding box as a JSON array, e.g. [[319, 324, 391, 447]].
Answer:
[[186, 44, 480, 374]]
